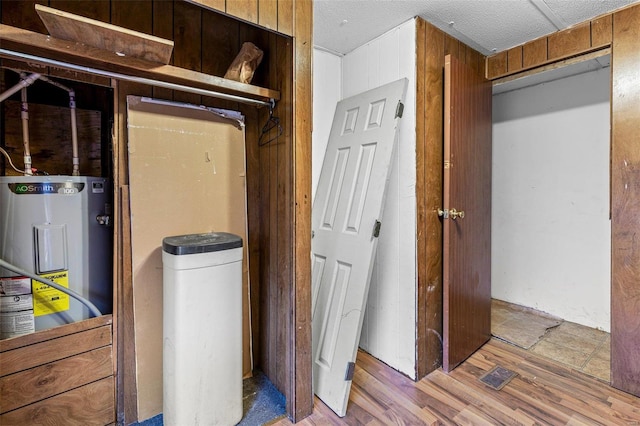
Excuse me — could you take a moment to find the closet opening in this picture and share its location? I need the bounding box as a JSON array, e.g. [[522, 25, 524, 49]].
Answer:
[[491, 54, 612, 383]]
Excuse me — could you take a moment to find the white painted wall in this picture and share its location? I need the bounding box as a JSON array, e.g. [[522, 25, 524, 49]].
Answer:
[[492, 67, 611, 331], [312, 19, 417, 378], [343, 19, 417, 378], [312, 49, 342, 200]]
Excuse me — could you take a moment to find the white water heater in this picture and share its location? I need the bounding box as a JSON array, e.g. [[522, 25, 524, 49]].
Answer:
[[0, 176, 112, 338]]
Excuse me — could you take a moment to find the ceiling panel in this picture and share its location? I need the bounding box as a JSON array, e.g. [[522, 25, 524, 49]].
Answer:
[[314, 0, 639, 56]]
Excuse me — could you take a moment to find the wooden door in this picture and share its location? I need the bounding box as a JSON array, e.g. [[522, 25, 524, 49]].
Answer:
[[312, 78, 407, 416], [611, 5, 640, 398], [442, 54, 492, 372]]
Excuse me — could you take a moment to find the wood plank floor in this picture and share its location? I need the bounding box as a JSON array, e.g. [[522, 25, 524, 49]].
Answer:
[[272, 338, 640, 425]]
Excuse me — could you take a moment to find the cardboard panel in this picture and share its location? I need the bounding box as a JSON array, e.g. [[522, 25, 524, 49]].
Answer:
[[126, 96, 252, 418]]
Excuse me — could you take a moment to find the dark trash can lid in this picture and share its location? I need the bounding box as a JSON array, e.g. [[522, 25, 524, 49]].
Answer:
[[162, 232, 242, 255]]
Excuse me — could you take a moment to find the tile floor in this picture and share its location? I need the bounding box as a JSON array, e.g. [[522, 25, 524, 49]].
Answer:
[[492, 299, 610, 383]]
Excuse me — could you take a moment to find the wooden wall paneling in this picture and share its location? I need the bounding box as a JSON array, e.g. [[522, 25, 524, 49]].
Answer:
[[458, 43, 468, 64], [0, 346, 112, 413], [0, 0, 46, 32], [49, 0, 110, 22], [415, 19, 446, 379], [277, 0, 294, 36], [239, 18, 271, 89], [226, 0, 258, 24], [259, 0, 278, 31], [548, 21, 591, 61], [486, 50, 507, 79], [254, 31, 280, 385], [242, 104, 263, 370], [611, 3, 640, 398], [3, 101, 102, 176], [151, 0, 175, 100], [258, 103, 273, 375], [488, 13, 615, 82], [251, 34, 280, 379], [267, 112, 279, 383], [522, 38, 547, 70], [191, 0, 226, 13], [507, 46, 523, 73], [0, 377, 115, 425], [172, 1, 202, 105], [1, 1, 48, 75], [415, 18, 429, 380], [276, 32, 292, 408], [466, 47, 485, 77], [202, 9, 240, 80], [444, 33, 460, 58], [111, 0, 153, 34], [291, 0, 312, 418], [591, 14, 613, 48]]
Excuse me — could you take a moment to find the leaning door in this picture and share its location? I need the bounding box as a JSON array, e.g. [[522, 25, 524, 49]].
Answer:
[[442, 54, 492, 372], [312, 78, 407, 416]]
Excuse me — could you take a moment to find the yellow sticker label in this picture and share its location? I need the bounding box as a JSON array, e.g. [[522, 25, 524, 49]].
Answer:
[[32, 271, 70, 317]]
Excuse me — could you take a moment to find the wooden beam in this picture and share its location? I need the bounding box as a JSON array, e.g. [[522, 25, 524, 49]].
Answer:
[[491, 48, 610, 87], [291, 0, 313, 420]]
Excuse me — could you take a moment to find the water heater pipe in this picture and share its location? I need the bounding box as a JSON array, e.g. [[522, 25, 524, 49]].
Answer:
[[38, 76, 80, 176], [0, 72, 40, 103], [20, 82, 33, 176], [0, 258, 103, 318], [0, 72, 40, 175]]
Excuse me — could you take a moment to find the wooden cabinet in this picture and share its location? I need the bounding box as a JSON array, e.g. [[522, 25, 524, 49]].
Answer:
[[0, 317, 115, 425]]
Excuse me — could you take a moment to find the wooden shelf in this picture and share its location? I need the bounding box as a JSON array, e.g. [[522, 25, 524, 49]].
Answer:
[[0, 24, 279, 103]]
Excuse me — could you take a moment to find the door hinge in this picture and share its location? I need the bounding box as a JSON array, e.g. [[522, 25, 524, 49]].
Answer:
[[395, 101, 404, 118], [345, 361, 356, 381], [373, 220, 382, 238]]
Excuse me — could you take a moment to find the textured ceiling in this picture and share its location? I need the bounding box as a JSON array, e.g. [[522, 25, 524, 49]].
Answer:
[[314, 0, 639, 56]]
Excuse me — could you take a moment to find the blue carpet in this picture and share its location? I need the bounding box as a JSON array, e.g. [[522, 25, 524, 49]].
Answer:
[[135, 371, 285, 426], [238, 371, 286, 425]]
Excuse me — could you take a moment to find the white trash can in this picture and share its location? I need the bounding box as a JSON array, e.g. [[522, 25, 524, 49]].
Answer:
[[162, 232, 243, 426]]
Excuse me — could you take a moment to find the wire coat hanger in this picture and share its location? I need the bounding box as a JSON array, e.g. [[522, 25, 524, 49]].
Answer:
[[259, 99, 282, 146]]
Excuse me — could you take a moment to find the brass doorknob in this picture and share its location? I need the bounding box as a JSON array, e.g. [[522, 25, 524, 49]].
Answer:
[[437, 208, 465, 220], [449, 208, 465, 220]]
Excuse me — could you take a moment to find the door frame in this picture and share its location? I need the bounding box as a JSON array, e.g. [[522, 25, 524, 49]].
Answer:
[[416, 13, 640, 399], [415, 19, 486, 379]]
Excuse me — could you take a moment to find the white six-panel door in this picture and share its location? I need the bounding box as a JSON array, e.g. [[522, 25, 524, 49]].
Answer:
[[311, 78, 407, 416]]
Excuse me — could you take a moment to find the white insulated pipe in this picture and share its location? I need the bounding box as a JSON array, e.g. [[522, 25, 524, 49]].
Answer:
[[20, 83, 32, 176], [0, 72, 40, 103], [38, 76, 80, 176], [0, 73, 40, 175]]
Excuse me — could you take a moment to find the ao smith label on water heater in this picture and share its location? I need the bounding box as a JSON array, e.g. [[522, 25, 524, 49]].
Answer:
[[32, 271, 70, 316], [8, 182, 85, 195]]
